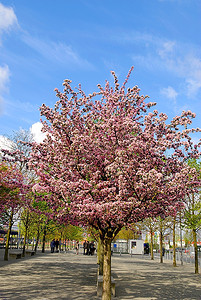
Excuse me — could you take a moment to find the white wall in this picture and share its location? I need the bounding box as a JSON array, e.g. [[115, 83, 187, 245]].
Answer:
[[129, 240, 144, 255]]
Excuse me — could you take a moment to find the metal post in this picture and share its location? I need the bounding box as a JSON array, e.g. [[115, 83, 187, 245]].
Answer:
[[180, 213, 183, 265], [17, 221, 21, 249]]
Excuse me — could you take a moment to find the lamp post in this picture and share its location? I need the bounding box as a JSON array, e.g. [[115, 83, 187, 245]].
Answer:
[[180, 212, 183, 265]]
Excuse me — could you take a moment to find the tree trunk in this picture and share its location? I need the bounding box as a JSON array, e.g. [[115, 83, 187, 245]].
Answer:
[[32, 238, 34, 250], [172, 218, 176, 267], [22, 210, 29, 257], [60, 233, 62, 251], [191, 193, 199, 274], [97, 238, 104, 275], [159, 219, 163, 263], [34, 225, 40, 253], [42, 226, 46, 253], [102, 238, 112, 300], [26, 231, 30, 249], [4, 210, 14, 261], [193, 228, 199, 274], [150, 226, 154, 260]]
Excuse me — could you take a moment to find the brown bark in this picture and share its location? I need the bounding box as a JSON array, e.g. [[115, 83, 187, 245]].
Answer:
[[22, 210, 29, 257], [4, 209, 14, 261], [42, 225, 46, 253], [97, 238, 104, 275], [34, 224, 40, 253], [102, 238, 112, 300]]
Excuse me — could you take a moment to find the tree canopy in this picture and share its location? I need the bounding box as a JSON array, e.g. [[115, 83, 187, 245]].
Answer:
[[30, 68, 201, 241]]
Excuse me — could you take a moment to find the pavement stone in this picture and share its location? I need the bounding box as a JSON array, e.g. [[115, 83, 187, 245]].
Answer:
[[0, 249, 201, 299]]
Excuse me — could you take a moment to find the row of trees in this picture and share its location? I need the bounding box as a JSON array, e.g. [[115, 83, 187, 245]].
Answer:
[[1, 68, 201, 300], [142, 197, 201, 273], [0, 130, 33, 259], [113, 193, 201, 274], [0, 150, 85, 258]]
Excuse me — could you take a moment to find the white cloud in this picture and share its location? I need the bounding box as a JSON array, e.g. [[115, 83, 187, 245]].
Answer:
[[6, 99, 36, 114], [160, 86, 178, 100], [0, 65, 10, 92], [30, 122, 46, 143], [184, 56, 201, 97], [0, 65, 10, 114], [156, 42, 201, 98], [22, 34, 94, 69], [186, 78, 201, 98], [0, 135, 14, 150], [126, 32, 201, 99], [0, 3, 17, 111], [158, 41, 176, 59], [0, 3, 18, 33]]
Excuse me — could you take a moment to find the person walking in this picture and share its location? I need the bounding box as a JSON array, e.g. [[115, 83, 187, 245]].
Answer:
[[55, 239, 60, 253], [89, 242, 95, 255], [50, 239, 55, 253], [75, 241, 79, 255], [86, 241, 90, 255], [83, 240, 87, 255]]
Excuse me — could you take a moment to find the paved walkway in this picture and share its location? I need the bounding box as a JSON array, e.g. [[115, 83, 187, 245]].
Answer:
[[0, 249, 201, 299]]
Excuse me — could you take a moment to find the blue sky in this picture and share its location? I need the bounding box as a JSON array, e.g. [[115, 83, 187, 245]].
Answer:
[[0, 0, 201, 142]]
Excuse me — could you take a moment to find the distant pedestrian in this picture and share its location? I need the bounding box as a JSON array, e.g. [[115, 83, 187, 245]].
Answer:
[[83, 240, 87, 255], [86, 241, 90, 255], [55, 239, 60, 253], [75, 241, 79, 255], [50, 239, 55, 253], [89, 242, 95, 255], [92, 242, 96, 255]]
